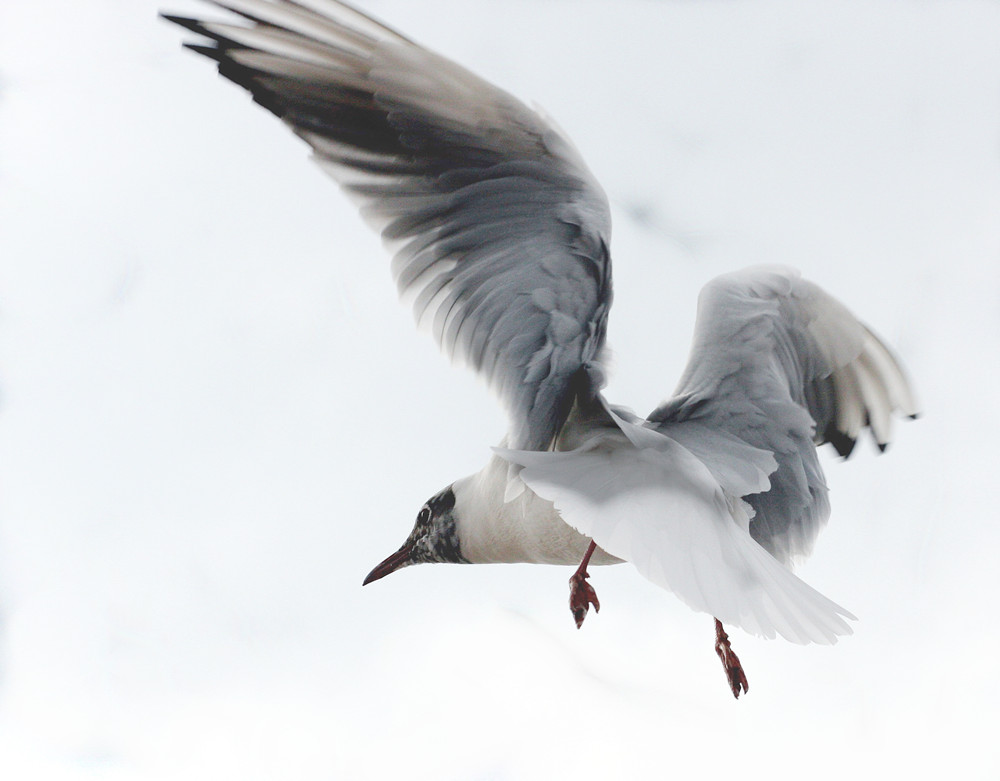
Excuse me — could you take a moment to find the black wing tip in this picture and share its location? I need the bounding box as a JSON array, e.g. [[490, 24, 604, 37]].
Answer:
[[159, 12, 194, 26], [163, 13, 247, 55], [160, 13, 215, 39], [182, 42, 227, 63], [875, 410, 920, 453], [823, 423, 857, 459]]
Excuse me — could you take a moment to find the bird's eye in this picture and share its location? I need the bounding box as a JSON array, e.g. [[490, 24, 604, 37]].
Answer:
[[417, 506, 431, 525]]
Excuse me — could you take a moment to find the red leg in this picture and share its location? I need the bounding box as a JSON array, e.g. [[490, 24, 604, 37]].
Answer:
[[714, 618, 749, 699], [568, 539, 601, 629]]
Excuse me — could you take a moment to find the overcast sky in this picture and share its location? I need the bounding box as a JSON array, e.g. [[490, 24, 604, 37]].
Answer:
[[1, 1, 999, 778]]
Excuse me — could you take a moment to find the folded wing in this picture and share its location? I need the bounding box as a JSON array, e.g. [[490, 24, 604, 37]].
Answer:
[[165, 0, 614, 451]]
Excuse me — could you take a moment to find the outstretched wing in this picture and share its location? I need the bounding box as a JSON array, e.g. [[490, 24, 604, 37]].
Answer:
[[164, 0, 613, 451], [648, 266, 918, 565]]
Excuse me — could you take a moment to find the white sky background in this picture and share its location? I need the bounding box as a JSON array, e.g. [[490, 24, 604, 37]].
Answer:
[[1, 0, 999, 778]]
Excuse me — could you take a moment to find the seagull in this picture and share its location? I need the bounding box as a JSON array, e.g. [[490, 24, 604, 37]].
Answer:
[[164, 0, 918, 698]]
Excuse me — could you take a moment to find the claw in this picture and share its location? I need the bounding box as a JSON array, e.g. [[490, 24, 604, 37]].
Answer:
[[714, 618, 749, 699]]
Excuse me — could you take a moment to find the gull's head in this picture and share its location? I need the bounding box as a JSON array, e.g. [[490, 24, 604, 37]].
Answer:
[[362, 484, 468, 585]]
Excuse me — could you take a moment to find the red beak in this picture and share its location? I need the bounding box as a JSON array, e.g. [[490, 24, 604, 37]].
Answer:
[[362, 545, 413, 585]]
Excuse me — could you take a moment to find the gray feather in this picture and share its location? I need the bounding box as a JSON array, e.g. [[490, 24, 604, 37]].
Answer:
[[165, 1, 613, 451], [648, 267, 917, 566]]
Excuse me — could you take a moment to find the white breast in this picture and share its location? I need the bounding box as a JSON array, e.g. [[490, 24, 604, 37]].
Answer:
[[452, 454, 622, 566]]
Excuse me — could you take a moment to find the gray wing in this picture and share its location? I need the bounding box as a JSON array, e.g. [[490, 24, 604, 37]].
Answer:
[[164, 0, 613, 451], [648, 266, 917, 566]]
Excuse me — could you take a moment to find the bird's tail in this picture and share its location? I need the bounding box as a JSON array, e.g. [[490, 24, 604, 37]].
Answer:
[[497, 424, 855, 644]]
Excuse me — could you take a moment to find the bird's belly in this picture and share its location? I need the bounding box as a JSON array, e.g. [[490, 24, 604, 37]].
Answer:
[[465, 497, 623, 566], [527, 518, 622, 566]]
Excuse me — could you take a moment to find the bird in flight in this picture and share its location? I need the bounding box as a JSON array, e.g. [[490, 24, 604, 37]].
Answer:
[[164, 0, 917, 698]]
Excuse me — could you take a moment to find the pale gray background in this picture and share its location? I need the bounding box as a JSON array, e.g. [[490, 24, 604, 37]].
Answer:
[[1, 1, 998, 778]]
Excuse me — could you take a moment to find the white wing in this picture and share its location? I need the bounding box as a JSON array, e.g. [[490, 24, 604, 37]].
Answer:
[[500, 417, 856, 644], [649, 266, 918, 565], [165, 0, 613, 451]]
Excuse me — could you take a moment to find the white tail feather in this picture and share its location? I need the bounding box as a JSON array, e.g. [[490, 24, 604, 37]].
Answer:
[[498, 426, 856, 644]]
